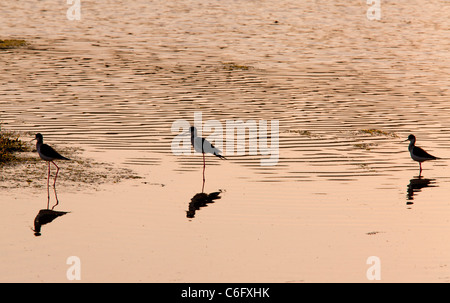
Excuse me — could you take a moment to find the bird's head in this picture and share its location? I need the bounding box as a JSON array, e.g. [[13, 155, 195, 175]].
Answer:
[[32, 133, 43, 142], [405, 134, 416, 143]]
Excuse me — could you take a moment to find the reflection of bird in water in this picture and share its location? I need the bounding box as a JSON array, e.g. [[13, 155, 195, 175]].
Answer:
[[33, 209, 69, 236], [406, 176, 437, 205], [187, 191, 222, 219], [405, 134, 439, 176], [32, 185, 69, 236], [189, 127, 226, 192]]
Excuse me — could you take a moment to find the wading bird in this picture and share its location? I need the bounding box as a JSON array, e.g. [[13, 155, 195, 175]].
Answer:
[[189, 126, 226, 192], [33, 133, 70, 188], [405, 134, 438, 175]]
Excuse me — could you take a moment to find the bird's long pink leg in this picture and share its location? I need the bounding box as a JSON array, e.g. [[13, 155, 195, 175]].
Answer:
[[419, 162, 422, 176], [47, 161, 51, 207], [52, 161, 60, 187]]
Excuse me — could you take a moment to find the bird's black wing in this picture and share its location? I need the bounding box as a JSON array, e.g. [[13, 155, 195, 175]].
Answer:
[[41, 144, 70, 160], [413, 146, 438, 160]]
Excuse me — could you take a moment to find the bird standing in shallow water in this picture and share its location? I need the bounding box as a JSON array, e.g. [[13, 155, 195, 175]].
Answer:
[[406, 134, 438, 175], [33, 133, 70, 188], [189, 126, 226, 192]]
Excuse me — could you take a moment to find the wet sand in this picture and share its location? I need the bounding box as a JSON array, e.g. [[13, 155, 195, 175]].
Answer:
[[1, 0, 450, 282]]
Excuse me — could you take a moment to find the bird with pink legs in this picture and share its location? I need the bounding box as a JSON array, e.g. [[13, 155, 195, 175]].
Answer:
[[32, 133, 70, 195]]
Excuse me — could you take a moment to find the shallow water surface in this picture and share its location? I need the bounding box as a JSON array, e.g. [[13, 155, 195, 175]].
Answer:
[[1, 0, 450, 282]]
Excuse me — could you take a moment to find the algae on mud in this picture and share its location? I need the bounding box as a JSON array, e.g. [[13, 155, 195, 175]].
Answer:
[[0, 130, 32, 165], [0, 39, 28, 50], [0, 129, 140, 189]]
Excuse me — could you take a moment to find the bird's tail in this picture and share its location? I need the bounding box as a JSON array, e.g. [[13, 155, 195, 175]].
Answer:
[[215, 154, 227, 160]]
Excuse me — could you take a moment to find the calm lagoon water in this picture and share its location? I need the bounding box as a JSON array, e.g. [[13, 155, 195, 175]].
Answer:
[[1, 0, 450, 282]]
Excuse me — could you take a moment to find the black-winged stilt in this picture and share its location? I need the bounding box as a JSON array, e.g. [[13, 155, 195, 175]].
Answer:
[[405, 134, 438, 175], [33, 133, 70, 188], [189, 126, 226, 192]]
